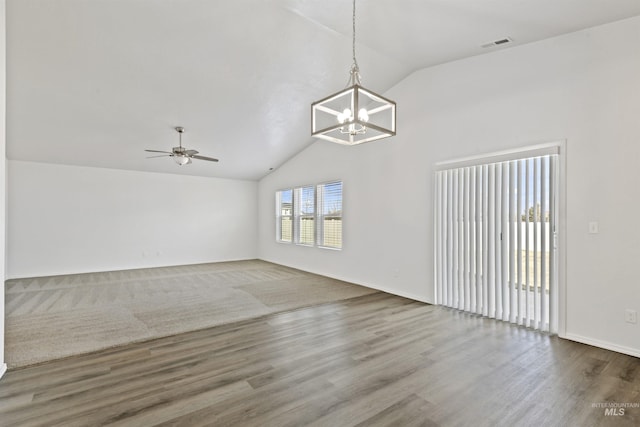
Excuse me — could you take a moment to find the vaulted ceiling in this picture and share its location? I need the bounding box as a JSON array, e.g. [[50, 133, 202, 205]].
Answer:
[[7, 0, 640, 180]]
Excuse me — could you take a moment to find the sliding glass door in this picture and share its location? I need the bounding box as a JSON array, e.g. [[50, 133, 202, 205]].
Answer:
[[434, 151, 558, 333]]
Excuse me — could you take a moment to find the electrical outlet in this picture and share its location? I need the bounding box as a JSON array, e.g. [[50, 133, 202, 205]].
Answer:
[[625, 309, 637, 324]]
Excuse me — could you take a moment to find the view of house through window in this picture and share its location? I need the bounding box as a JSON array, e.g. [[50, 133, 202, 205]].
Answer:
[[276, 181, 342, 249], [276, 189, 292, 243], [317, 181, 343, 249], [295, 186, 315, 245]]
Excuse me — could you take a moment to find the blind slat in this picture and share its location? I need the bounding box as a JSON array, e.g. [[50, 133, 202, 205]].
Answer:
[[482, 165, 489, 317], [500, 162, 509, 322], [525, 159, 531, 326], [469, 168, 477, 313], [549, 156, 557, 333], [508, 161, 516, 323], [463, 168, 470, 312], [495, 164, 503, 320], [516, 160, 523, 325], [475, 166, 483, 314], [541, 157, 547, 331], [447, 170, 454, 307], [533, 158, 539, 329]]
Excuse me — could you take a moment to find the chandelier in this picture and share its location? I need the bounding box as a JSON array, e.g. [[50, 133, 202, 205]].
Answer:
[[311, 0, 396, 145]]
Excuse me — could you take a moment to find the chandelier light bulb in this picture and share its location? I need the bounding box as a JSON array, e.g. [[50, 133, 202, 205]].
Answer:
[[358, 108, 369, 122], [338, 108, 354, 124], [342, 108, 353, 123]]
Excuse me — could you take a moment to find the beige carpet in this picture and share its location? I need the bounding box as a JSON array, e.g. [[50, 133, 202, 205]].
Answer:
[[5, 260, 377, 368]]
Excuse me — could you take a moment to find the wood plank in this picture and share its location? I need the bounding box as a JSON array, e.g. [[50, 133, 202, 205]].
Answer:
[[1, 292, 639, 426]]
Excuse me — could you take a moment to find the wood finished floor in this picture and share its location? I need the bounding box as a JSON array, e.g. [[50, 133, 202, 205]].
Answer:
[[1, 292, 639, 427]]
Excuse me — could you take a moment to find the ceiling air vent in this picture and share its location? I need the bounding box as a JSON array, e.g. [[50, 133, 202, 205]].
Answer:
[[481, 37, 513, 49]]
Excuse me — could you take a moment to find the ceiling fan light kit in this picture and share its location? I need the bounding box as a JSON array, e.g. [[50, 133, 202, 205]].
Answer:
[[173, 154, 191, 166], [311, 0, 396, 145]]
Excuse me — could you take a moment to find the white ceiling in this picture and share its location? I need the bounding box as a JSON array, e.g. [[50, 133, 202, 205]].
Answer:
[[7, 0, 640, 180]]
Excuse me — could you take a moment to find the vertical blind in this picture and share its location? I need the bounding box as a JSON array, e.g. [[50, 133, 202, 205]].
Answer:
[[435, 154, 557, 333]]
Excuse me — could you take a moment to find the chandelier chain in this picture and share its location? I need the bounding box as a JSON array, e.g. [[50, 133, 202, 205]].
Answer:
[[347, 0, 362, 87], [352, 0, 358, 68]]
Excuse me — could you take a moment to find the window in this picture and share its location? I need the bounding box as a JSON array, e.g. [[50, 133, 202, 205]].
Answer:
[[275, 181, 342, 249], [276, 189, 292, 242], [317, 181, 342, 249], [294, 186, 315, 245]]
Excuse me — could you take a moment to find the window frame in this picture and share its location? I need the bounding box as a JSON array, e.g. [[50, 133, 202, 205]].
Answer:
[[294, 185, 316, 246], [275, 188, 293, 243], [274, 180, 343, 250], [316, 181, 343, 250]]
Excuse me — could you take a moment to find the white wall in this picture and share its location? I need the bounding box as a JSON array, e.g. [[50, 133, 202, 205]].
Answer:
[[259, 17, 640, 356], [1, 0, 7, 379], [7, 161, 258, 278]]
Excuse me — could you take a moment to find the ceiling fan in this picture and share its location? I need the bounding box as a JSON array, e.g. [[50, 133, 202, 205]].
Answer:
[[145, 127, 219, 165]]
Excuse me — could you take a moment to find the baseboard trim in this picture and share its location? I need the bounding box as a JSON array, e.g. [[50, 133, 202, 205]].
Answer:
[[0, 363, 7, 380], [258, 258, 432, 304], [564, 333, 640, 358], [5, 257, 259, 281], [360, 283, 432, 304]]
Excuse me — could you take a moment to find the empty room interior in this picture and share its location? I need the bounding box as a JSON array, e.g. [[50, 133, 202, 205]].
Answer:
[[1, 0, 640, 426]]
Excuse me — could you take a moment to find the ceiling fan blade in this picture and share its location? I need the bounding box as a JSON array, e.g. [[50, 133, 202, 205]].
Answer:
[[145, 149, 172, 154], [146, 154, 170, 159], [185, 149, 199, 155], [191, 154, 219, 162]]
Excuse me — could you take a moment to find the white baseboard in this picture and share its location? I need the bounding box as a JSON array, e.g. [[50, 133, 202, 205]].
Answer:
[[362, 283, 432, 304], [564, 333, 640, 358], [259, 259, 433, 305], [0, 363, 7, 380]]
